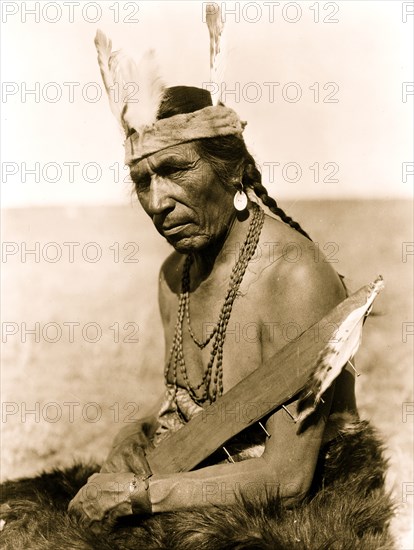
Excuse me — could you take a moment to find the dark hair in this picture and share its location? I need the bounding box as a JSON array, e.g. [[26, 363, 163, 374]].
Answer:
[[132, 86, 312, 241], [192, 135, 312, 241]]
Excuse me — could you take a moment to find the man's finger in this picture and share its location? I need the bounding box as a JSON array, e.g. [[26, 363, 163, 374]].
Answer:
[[88, 473, 100, 482], [68, 498, 84, 521]]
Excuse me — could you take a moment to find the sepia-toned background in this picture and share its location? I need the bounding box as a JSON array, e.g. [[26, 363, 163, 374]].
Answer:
[[1, 1, 413, 548]]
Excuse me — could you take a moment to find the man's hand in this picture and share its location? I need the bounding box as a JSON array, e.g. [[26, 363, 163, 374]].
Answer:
[[68, 472, 151, 533], [100, 435, 153, 474], [111, 420, 154, 449]]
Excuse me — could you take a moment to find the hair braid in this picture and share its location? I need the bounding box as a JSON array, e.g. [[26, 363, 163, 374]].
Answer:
[[193, 136, 313, 242], [242, 162, 312, 241]]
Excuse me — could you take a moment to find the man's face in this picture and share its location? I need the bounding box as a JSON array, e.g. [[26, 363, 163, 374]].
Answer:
[[131, 143, 235, 252]]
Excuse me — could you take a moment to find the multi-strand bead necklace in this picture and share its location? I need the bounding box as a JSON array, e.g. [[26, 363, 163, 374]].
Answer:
[[164, 203, 265, 406]]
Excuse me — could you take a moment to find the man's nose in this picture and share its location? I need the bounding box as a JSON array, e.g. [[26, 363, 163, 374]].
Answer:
[[147, 175, 175, 216]]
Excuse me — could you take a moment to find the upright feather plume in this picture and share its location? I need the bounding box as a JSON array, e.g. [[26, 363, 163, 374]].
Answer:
[[205, 3, 226, 105], [94, 30, 165, 136], [94, 30, 127, 134], [297, 276, 385, 424], [133, 49, 165, 128]]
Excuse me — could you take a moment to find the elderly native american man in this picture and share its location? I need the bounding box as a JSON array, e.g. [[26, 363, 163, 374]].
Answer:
[[69, 83, 352, 512], [64, 24, 395, 545], [0, 20, 394, 550]]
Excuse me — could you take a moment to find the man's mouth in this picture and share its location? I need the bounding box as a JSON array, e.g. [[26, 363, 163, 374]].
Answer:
[[162, 222, 192, 236]]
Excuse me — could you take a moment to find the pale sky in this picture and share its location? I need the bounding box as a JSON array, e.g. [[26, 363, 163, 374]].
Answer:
[[1, 0, 413, 206]]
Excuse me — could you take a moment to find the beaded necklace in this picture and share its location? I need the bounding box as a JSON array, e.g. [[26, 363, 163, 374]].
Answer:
[[164, 203, 265, 407]]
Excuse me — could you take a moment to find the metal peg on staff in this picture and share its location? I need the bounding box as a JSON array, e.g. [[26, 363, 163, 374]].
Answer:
[[222, 446, 235, 463], [282, 405, 298, 423], [347, 359, 361, 377], [259, 421, 271, 438]]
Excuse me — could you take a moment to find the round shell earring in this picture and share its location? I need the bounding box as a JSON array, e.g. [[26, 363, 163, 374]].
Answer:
[[233, 188, 248, 211]]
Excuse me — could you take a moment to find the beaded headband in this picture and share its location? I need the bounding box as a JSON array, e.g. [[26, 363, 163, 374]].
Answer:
[[94, 4, 246, 165]]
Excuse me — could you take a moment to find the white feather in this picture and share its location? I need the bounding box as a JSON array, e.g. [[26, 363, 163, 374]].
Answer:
[[94, 30, 127, 134], [107, 49, 140, 132], [205, 3, 226, 105], [131, 49, 165, 128], [297, 276, 384, 424], [94, 30, 165, 136]]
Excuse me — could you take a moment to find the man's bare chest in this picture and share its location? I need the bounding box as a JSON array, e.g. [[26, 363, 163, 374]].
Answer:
[[162, 270, 274, 398]]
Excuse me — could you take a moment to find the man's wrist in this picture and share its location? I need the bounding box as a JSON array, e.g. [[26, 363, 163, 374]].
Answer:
[[129, 473, 153, 514]]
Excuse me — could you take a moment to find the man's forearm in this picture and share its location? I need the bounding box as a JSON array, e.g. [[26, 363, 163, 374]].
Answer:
[[146, 457, 305, 513]]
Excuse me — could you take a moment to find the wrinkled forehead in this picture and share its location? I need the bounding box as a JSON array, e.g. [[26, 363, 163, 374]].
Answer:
[[135, 142, 201, 174]]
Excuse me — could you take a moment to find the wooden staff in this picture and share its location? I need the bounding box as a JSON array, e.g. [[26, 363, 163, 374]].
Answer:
[[146, 278, 383, 475]]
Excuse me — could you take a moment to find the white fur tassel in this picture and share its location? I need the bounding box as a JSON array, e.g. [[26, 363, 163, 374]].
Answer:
[[205, 3, 226, 105], [94, 30, 165, 136]]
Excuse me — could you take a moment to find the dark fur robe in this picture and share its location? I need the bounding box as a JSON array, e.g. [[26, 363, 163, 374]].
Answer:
[[0, 417, 395, 549]]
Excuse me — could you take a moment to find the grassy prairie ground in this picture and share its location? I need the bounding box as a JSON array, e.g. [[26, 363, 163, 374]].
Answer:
[[1, 200, 413, 547]]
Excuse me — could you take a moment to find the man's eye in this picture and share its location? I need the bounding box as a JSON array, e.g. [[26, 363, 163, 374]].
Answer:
[[159, 166, 184, 177], [134, 175, 151, 190]]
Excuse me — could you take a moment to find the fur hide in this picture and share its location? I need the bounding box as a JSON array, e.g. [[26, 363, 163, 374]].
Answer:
[[0, 418, 395, 549]]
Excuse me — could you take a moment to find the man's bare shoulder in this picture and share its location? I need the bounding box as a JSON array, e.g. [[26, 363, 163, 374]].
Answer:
[[255, 214, 346, 325]]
